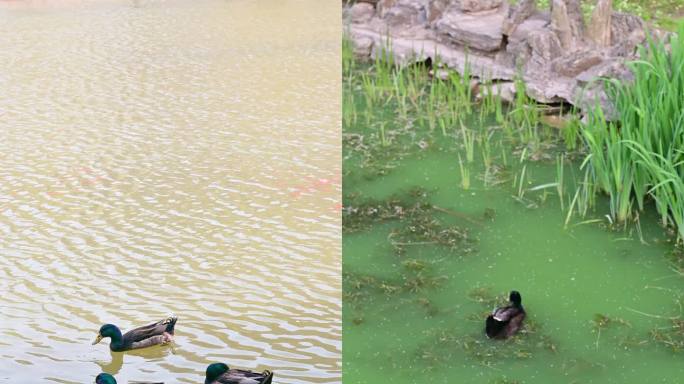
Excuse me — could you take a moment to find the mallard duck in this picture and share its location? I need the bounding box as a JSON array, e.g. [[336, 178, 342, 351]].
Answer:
[[92, 315, 177, 352], [95, 372, 163, 384], [485, 290, 526, 339], [204, 363, 274, 384]]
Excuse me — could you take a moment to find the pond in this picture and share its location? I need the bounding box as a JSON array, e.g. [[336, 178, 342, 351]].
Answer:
[[0, 1, 340, 383], [342, 60, 684, 384]]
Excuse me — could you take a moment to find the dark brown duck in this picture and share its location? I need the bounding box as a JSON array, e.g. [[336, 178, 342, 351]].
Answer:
[[485, 291, 526, 339]]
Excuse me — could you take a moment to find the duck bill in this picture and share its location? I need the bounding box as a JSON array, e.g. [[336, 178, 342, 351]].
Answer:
[[92, 333, 103, 345]]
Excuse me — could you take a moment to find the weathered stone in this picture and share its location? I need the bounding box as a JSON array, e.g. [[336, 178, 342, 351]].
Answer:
[[609, 12, 645, 56], [460, 0, 503, 13], [550, 0, 572, 49], [379, 0, 429, 27], [508, 13, 551, 45], [552, 49, 603, 77], [427, 0, 450, 24], [575, 85, 617, 120], [352, 36, 375, 58], [524, 29, 562, 74], [480, 81, 516, 103], [550, 0, 584, 49], [610, 29, 645, 57], [502, 0, 536, 36], [435, 7, 505, 52], [611, 12, 645, 40], [565, 0, 584, 39], [346, 1, 661, 116], [376, 0, 397, 18], [586, 0, 612, 47], [576, 59, 632, 86], [350, 2, 376, 24]]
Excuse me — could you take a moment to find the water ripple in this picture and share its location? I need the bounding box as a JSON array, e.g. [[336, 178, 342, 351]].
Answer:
[[0, 0, 340, 383]]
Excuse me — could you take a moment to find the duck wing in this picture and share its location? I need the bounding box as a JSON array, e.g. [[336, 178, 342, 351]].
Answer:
[[492, 305, 520, 323], [504, 310, 526, 338], [216, 369, 273, 384], [122, 316, 177, 346]]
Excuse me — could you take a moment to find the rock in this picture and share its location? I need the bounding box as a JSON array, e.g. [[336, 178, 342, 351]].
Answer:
[[427, 0, 449, 24], [586, 0, 612, 47], [575, 85, 617, 120], [550, 0, 584, 49], [435, 7, 505, 52], [378, 0, 429, 27], [525, 29, 562, 73], [565, 0, 584, 39], [552, 49, 603, 77], [376, 0, 397, 18], [609, 12, 645, 56], [350, 2, 376, 24], [611, 12, 645, 40], [346, 0, 656, 116], [508, 13, 551, 45], [502, 0, 536, 36], [610, 29, 645, 57], [352, 36, 375, 58], [550, 0, 573, 49], [575, 58, 632, 86], [487, 81, 516, 103], [460, 0, 503, 13]]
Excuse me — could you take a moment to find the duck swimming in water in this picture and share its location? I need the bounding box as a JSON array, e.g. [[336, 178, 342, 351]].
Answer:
[[204, 363, 274, 384], [92, 315, 177, 352], [485, 290, 526, 339]]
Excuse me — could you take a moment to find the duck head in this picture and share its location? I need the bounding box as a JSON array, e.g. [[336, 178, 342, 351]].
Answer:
[[95, 373, 117, 384], [92, 324, 122, 345], [509, 290, 522, 306], [205, 363, 230, 384]]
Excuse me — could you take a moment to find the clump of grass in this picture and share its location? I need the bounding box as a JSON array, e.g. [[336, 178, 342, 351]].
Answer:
[[579, 25, 684, 240]]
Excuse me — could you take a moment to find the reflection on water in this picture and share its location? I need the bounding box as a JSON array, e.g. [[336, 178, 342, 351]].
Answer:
[[0, 0, 340, 383]]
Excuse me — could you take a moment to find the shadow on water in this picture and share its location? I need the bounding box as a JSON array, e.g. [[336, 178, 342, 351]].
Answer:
[[95, 346, 175, 375]]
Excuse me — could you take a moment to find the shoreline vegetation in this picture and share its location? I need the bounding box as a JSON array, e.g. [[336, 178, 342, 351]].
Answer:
[[343, 21, 684, 244]]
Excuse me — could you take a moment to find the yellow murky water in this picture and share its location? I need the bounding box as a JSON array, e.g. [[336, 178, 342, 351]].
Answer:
[[0, 1, 340, 383]]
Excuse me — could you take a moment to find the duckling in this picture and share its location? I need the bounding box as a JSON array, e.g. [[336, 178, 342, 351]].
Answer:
[[485, 290, 526, 339], [204, 363, 274, 384], [92, 315, 177, 352]]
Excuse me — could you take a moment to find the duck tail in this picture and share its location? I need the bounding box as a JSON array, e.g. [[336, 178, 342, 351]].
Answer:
[[485, 315, 505, 338], [163, 314, 178, 333], [261, 370, 274, 384]]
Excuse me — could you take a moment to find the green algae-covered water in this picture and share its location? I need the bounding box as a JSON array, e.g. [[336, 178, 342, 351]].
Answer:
[[343, 63, 684, 383]]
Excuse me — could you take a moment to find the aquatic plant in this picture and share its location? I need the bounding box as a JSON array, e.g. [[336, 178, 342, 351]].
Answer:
[[579, 25, 684, 239]]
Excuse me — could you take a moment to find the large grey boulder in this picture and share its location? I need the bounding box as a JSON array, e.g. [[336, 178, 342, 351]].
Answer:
[[435, 6, 506, 52]]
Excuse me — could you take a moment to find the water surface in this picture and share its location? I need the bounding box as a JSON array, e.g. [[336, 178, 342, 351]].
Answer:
[[0, 1, 341, 382]]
